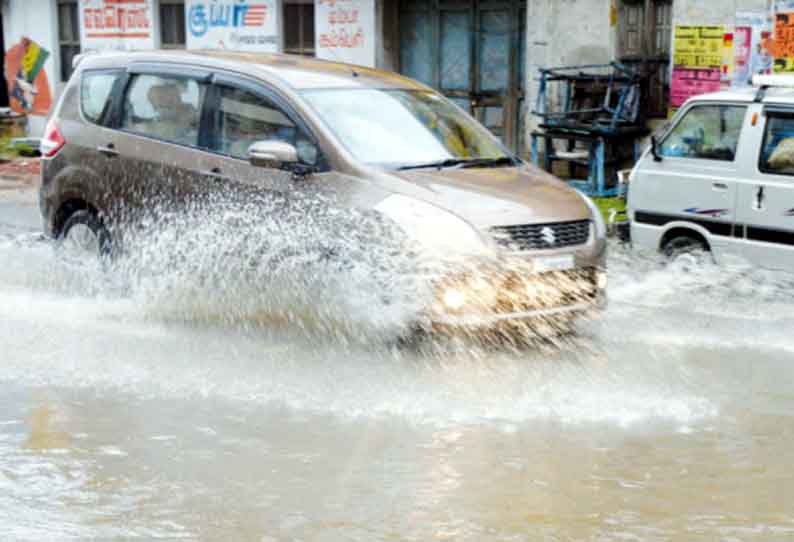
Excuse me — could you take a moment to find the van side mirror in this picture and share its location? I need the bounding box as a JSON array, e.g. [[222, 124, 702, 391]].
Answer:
[[248, 140, 298, 170], [651, 135, 663, 162]]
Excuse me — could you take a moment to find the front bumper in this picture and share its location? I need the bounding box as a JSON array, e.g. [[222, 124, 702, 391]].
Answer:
[[428, 266, 606, 331], [431, 300, 598, 328]]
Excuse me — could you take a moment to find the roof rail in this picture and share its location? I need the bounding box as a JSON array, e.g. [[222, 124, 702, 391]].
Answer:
[[752, 74, 794, 88], [751, 74, 794, 102], [71, 50, 103, 70]]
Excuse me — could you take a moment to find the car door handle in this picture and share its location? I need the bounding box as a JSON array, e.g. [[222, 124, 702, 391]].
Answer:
[[97, 143, 118, 157], [712, 182, 728, 191], [201, 168, 230, 182]]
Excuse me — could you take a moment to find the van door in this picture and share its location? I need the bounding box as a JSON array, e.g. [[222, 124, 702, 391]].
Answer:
[[734, 105, 794, 269], [630, 103, 747, 258]]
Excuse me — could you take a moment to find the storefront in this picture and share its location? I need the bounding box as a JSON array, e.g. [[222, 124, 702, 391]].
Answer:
[[0, 0, 786, 153], [394, 1, 526, 152], [0, 0, 384, 136]]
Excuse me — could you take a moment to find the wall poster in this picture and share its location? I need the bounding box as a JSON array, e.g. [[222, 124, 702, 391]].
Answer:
[[670, 26, 725, 110]]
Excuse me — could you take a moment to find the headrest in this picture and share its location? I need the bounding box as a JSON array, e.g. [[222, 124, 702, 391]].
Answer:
[[147, 84, 184, 109]]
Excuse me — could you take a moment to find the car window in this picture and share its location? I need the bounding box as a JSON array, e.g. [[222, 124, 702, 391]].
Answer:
[[81, 70, 120, 125], [660, 105, 746, 161], [121, 74, 205, 147], [759, 113, 794, 175], [301, 88, 507, 166], [212, 85, 318, 165]]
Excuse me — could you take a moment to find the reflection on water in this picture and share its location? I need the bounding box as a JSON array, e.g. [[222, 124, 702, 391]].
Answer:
[[1, 228, 794, 540]]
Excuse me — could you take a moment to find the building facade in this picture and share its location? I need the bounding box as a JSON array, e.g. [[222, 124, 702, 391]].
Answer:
[[0, 0, 781, 153]]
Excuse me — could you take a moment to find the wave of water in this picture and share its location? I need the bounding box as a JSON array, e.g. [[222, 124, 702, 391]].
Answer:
[[3, 201, 794, 428]]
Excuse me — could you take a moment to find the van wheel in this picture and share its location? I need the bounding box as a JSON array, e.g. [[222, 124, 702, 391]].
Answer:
[[57, 210, 112, 262], [662, 235, 709, 264]]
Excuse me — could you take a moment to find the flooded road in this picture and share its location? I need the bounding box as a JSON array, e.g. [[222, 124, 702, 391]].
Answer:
[[2, 197, 794, 541]]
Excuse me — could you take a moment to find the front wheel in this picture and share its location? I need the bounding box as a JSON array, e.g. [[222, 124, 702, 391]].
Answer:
[[662, 235, 710, 266], [56, 209, 112, 263]]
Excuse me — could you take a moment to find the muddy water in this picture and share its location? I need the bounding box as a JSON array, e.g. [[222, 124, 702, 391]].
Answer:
[[2, 204, 794, 540]]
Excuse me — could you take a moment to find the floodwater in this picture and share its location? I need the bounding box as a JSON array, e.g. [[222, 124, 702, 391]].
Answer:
[[2, 198, 794, 541]]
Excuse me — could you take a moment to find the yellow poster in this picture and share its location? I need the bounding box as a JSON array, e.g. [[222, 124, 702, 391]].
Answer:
[[674, 25, 725, 68]]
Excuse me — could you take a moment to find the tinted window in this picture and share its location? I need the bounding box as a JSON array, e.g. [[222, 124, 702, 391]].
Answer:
[[212, 86, 317, 164], [81, 71, 119, 124], [121, 74, 205, 147], [660, 105, 746, 161], [760, 113, 794, 175]]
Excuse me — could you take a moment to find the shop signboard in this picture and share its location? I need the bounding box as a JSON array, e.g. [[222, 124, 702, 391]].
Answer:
[[186, 0, 279, 52], [315, 0, 375, 67]]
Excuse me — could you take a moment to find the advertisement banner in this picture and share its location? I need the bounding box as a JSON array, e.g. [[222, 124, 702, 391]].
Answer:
[[732, 11, 772, 86], [186, 0, 279, 52], [771, 10, 794, 72], [671, 68, 721, 108], [315, 0, 376, 68], [671, 26, 725, 112], [673, 26, 725, 68], [80, 0, 156, 51]]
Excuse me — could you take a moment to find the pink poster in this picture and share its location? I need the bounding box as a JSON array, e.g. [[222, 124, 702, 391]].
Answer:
[[670, 67, 722, 108]]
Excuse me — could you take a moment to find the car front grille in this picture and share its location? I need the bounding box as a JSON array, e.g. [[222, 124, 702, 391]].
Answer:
[[490, 220, 591, 251]]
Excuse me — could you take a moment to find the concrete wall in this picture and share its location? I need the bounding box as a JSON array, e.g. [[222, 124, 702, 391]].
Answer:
[[522, 0, 781, 154], [524, 0, 615, 147]]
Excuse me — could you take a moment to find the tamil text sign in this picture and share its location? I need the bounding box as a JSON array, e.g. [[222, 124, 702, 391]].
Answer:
[[186, 0, 278, 52], [80, 0, 155, 51], [315, 0, 375, 67]]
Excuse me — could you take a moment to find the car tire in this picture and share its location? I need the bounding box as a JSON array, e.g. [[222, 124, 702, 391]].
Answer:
[[56, 209, 113, 262], [662, 235, 710, 264]]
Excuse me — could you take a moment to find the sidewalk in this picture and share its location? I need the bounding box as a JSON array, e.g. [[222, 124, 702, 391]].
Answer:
[[0, 157, 40, 204]]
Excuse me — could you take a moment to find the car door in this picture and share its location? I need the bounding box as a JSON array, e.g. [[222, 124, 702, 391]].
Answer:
[[101, 64, 219, 226], [734, 104, 794, 270], [65, 67, 126, 219], [200, 74, 325, 201], [630, 103, 747, 255]]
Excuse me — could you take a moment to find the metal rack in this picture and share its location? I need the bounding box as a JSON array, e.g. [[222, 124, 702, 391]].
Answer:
[[530, 63, 647, 197]]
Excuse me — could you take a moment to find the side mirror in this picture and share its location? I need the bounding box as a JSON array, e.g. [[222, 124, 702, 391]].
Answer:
[[651, 135, 663, 162], [248, 140, 298, 170]]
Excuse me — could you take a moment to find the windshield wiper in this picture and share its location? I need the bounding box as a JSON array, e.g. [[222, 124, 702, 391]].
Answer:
[[459, 156, 516, 168], [396, 156, 516, 171], [396, 158, 471, 171]]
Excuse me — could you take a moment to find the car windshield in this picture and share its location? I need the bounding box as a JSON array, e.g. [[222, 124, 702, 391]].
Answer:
[[300, 88, 511, 168]]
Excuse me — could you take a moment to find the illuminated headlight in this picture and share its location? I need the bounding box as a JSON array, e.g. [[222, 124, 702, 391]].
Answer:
[[441, 288, 467, 310], [578, 193, 606, 238], [435, 274, 498, 314], [596, 270, 608, 290], [374, 195, 493, 257]]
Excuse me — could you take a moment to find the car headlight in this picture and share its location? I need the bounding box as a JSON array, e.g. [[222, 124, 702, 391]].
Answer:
[[578, 192, 606, 238], [374, 194, 493, 257]]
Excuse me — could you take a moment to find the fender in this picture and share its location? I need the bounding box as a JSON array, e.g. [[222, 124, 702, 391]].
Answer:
[[41, 160, 109, 237]]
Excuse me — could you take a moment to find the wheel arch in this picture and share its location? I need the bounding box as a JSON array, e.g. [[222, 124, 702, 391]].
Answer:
[[53, 198, 102, 238], [45, 163, 107, 237], [658, 222, 712, 252]]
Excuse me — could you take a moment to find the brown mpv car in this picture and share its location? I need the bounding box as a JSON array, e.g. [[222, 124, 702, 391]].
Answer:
[[40, 50, 606, 331]]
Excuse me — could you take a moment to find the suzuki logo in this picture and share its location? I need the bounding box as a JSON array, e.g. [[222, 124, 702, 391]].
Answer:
[[540, 226, 556, 245]]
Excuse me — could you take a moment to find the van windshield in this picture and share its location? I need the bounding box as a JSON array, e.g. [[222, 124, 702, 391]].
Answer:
[[300, 88, 511, 168]]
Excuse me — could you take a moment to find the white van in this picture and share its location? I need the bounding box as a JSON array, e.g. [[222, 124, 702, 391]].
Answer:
[[626, 75, 794, 269]]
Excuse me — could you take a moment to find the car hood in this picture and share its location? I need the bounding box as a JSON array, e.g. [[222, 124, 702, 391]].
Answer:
[[382, 163, 591, 229]]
